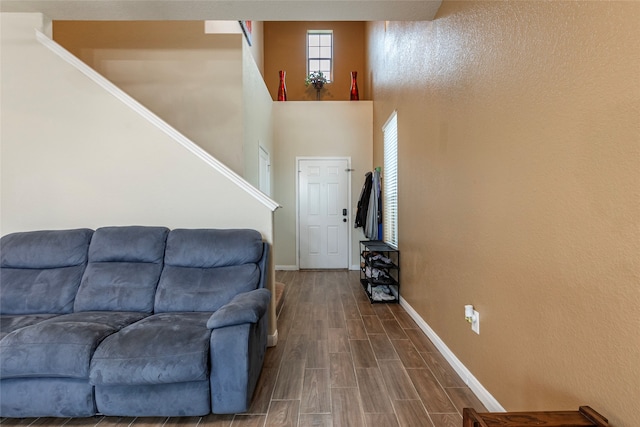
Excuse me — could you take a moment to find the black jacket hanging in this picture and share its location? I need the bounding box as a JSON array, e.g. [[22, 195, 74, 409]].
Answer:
[[355, 172, 372, 229]]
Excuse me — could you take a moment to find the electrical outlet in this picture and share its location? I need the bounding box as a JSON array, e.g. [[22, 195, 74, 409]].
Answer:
[[471, 310, 480, 334]]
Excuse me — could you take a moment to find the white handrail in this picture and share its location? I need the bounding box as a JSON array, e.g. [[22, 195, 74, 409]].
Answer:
[[35, 29, 280, 212]]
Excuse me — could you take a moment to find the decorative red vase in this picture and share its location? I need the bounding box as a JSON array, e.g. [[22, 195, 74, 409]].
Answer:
[[277, 70, 287, 101], [350, 71, 359, 100]]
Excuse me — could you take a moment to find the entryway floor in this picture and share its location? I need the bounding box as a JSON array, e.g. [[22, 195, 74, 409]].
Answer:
[[0, 270, 486, 427]]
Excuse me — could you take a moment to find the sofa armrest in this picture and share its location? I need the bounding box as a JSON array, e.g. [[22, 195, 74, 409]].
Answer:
[[207, 288, 271, 329]]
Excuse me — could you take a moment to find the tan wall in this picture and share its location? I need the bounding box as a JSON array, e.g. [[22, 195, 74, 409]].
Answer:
[[366, 2, 640, 425], [264, 21, 365, 101]]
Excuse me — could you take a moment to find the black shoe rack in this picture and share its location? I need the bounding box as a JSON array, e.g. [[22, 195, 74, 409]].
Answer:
[[360, 240, 400, 303]]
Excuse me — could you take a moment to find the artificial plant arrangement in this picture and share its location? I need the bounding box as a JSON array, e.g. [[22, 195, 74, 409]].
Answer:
[[305, 71, 328, 100]]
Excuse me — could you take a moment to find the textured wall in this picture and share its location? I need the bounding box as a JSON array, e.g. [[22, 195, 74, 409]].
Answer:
[[367, 1, 639, 425]]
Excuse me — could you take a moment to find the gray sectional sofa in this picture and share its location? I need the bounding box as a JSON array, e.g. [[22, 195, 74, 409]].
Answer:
[[0, 226, 271, 418]]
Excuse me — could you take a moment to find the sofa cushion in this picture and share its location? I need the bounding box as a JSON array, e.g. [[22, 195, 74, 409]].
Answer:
[[0, 311, 147, 380], [87, 226, 168, 264], [154, 264, 260, 313], [154, 229, 263, 313], [90, 312, 211, 386], [0, 314, 60, 340], [74, 226, 169, 313], [0, 229, 93, 315], [163, 229, 264, 268], [0, 228, 93, 269]]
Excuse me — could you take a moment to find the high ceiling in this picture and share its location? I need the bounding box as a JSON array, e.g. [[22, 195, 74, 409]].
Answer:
[[0, 0, 442, 21]]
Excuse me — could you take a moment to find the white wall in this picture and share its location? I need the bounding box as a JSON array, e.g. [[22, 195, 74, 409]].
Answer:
[[53, 21, 271, 189], [73, 35, 245, 175], [272, 101, 373, 269], [0, 12, 279, 334], [0, 13, 272, 235], [205, 20, 264, 76], [242, 40, 274, 192]]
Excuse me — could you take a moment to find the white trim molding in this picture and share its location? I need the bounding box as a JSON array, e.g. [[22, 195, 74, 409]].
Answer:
[[35, 29, 280, 213], [399, 297, 505, 412], [267, 330, 278, 347], [275, 265, 299, 271]]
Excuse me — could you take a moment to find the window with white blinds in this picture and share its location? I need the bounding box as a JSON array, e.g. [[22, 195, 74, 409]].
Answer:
[[383, 111, 398, 249]]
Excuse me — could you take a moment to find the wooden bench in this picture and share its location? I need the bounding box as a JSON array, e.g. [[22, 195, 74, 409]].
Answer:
[[463, 406, 608, 427]]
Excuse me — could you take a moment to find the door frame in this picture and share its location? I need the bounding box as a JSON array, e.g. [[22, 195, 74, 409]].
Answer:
[[296, 156, 353, 270]]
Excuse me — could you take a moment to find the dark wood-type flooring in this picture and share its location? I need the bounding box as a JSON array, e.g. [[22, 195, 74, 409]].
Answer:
[[1, 270, 486, 427]]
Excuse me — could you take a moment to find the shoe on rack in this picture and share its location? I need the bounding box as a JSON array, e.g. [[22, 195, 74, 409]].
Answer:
[[366, 252, 394, 268], [366, 267, 391, 280], [372, 287, 396, 301], [372, 259, 393, 269], [371, 275, 393, 285], [379, 285, 391, 294], [365, 266, 379, 279]]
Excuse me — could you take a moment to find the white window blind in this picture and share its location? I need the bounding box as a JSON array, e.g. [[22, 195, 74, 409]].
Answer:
[[383, 111, 398, 249]]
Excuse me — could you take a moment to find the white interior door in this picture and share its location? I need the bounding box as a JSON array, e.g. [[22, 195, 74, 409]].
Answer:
[[298, 158, 350, 269], [258, 145, 271, 196]]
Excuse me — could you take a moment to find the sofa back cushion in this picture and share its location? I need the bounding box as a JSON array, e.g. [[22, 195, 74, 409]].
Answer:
[[73, 226, 169, 313], [154, 229, 264, 313], [0, 229, 93, 315]]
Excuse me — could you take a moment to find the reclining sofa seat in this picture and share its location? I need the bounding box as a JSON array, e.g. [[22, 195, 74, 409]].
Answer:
[[0, 228, 93, 340], [89, 228, 271, 416], [0, 226, 271, 418], [0, 226, 169, 417]]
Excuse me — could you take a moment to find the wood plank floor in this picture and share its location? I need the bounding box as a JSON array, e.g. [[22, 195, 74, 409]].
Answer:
[[1, 270, 486, 427]]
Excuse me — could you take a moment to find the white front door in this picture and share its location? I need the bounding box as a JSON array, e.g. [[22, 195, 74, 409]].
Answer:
[[298, 158, 350, 269]]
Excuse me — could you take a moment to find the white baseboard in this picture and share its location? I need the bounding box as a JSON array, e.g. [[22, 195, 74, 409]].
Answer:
[[276, 265, 360, 271], [267, 330, 278, 347], [399, 297, 505, 412]]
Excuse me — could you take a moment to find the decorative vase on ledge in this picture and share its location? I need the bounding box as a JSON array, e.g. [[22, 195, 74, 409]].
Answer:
[[277, 70, 287, 101], [350, 71, 359, 100]]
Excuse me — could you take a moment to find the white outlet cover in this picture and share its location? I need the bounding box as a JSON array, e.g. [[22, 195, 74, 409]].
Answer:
[[472, 310, 480, 334]]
